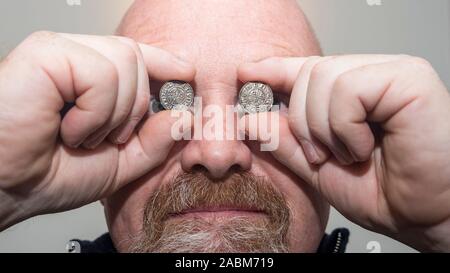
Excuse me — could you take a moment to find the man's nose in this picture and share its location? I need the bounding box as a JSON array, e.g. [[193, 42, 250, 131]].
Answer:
[[181, 139, 252, 179], [180, 111, 252, 179]]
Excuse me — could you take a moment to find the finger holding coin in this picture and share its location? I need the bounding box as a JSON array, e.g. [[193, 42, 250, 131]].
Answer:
[[156, 80, 274, 115], [239, 82, 274, 114], [158, 81, 194, 111]]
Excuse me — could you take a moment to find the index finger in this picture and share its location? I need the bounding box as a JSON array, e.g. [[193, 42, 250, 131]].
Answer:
[[138, 43, 196, 82], [238, 57, 309, 93], [114, 110, 194, 190]]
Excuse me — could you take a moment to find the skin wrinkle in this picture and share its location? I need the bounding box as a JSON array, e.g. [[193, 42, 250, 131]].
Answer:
[[106, 0, 328, 253]]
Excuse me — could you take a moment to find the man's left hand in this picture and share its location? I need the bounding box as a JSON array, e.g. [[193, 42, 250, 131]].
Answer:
[[238, 55, 450, 252]]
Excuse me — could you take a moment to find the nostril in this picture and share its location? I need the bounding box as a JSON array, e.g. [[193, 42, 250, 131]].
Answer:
[[181, 140, 253, 180], [228, 164, 243, 174], [191, 164, 208, 174], [190, 164, 243, 181]]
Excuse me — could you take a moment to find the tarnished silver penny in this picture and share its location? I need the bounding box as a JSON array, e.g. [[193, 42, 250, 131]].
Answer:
[[239, 82, 274, 113], [159, 81, 194, 110]]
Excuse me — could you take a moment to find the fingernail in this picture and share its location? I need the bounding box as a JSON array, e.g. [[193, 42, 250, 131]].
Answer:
[[67, 141, 81, 149], [332, 147, 354, 166], [84, 131, 108, 149], [300, 139, 320, 164], [348, 149, 359, 162]]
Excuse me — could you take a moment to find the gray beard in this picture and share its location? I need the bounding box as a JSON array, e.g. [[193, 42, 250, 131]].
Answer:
[[130, 171, 291, 253], [131, 216, 289, 253]]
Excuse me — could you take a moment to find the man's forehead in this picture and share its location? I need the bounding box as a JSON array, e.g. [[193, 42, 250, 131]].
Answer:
[[118, 0, 320, 87], [142, 38, 297, 73], [118, 0, 321, 62]]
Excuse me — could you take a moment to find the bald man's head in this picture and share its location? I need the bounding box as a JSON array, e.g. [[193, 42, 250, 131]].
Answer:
[[118, 0, 321, 56], [105, 0, 328, 253], [116, 0, 321, 109]]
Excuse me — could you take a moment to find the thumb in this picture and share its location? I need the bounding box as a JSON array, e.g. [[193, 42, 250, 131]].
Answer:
[[138, 43, 196, 82], [239, 112, 380, 223], [114, 110, 193, 189], [238, 57, 307, 93], [239, 112, 317, 184]]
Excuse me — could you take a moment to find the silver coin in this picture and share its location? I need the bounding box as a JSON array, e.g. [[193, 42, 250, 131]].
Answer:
[[239, 82, 274, 113], [159, 81, 194, 110]]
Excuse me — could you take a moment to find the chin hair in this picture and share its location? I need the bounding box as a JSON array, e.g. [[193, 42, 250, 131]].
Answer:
[[131, 216, 289, 253]]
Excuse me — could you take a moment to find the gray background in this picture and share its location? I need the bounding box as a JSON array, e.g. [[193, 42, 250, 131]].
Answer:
[[0, 0, 448, 253]]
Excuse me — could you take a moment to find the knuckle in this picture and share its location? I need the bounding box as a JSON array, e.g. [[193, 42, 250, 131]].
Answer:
[[114, 35, 133, 43], [15, 31, 58, 56], [140, 88, 151, 102], [409, 56, 432, 67], [114, 106, 133, 123], [334, 72, 353, 94], [134, 93, 150, 117], [399, 56, 438, 95], [287, 114, 304, 136], [329, 115, 346, 137], [121, 37, 140, 52], [116, 42, 138, 66], [303, 56, 322, 69], [307, 118, 323, 139], [310, 61, 332, 81], [405, 56, 434, 71], [95, 109, 112, 125], [94, 59, 120, 103], [101, 59, 120, 88], [27, 31, 57, 43]]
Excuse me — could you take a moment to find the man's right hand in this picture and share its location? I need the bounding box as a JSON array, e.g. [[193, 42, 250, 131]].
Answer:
[[0, 32, 195, 231]]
